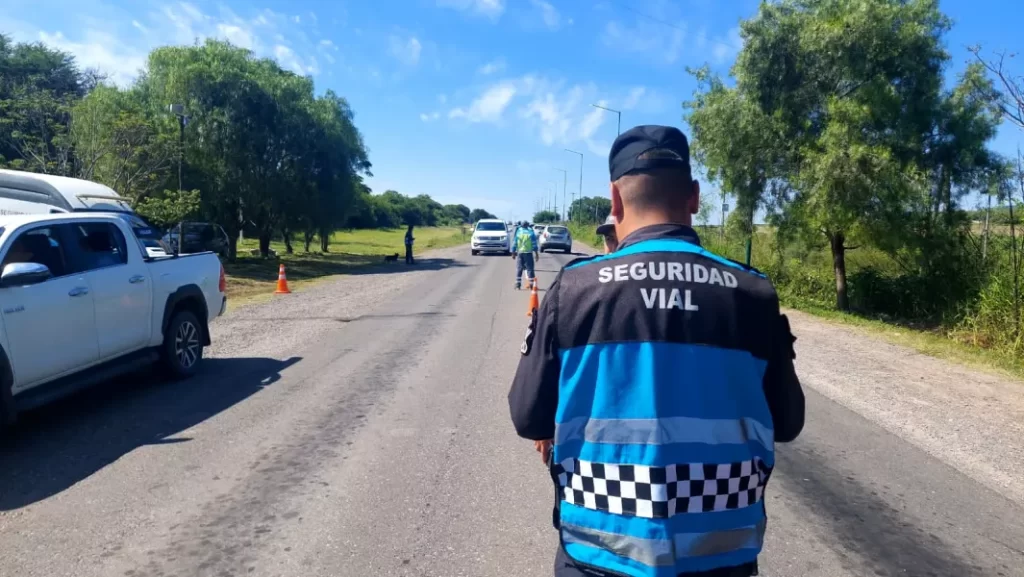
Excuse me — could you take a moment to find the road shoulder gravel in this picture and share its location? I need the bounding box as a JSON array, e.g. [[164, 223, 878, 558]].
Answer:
[[787, 308, 1024, 505]]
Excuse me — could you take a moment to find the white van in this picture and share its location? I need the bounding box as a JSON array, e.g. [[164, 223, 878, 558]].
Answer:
[[0, 169, 169, 257]]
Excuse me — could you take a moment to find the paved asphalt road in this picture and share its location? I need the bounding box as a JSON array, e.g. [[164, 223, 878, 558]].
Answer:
[[2, 245, 1023, 577]]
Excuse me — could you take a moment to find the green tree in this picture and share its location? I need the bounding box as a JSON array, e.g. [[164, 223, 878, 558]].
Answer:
[[0, 34, 87, 174], [469, 208, 496, 221], [440, 204, 472, 225], [697, 0, 981, 311], [135, 189, 201, 228], [71, 84, 176, 199], [568, 196, 611, 224], [533, 210, 559, 223]]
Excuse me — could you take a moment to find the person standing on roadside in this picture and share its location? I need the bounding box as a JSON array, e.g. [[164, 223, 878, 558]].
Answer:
[[404, 224, 415, 265], [509, 125, 805, 577], [595, 214, 619, 254], [513, 221, 540, 290]]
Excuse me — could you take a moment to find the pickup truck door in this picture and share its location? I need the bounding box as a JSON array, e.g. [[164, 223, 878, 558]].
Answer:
[[64, 221, 152, 359], [0, 224, 99, 391]]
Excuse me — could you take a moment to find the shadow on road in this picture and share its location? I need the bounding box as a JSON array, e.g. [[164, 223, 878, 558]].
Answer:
[[216, 311, 455, 324], [775, 443, 987, 576], [225, 255, 470, 285], [0, 356, 301, 511], [349, 257, 472, 274]]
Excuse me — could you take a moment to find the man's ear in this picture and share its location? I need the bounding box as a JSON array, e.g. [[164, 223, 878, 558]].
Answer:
[[688, 180, 701, 215], [610, 181, 624, 222]]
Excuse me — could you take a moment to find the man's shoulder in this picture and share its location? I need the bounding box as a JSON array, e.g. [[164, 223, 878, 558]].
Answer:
[[719, 255, 768, 279], [561, 253, 601, 270]]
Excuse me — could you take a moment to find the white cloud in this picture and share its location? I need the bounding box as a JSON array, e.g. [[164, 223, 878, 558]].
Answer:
[[711, 27, 743, 66], [38, 30, 147, 86], [622, 87, 646, 110], [694, 27, 708, 50], [317, 39, 339, 64], [437, 0, 505, 21], [218, 23, 254, 50], [530, 0, 561, 30], [7, 2, 324, 86], [274, 45, 310, 75], [478, 58, 505, 75], [438, 94, 448, 104], [601, 0, 687, 64], [447, 75, 652, 154], [449, 82, 518, 123], [420, 111, 441, 122], [389, 35, 422, 66]]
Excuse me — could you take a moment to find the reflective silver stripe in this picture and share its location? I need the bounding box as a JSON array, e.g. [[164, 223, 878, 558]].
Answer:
[[555, 416, 773, 450], [674, 520, 767, 558], [562, 520, 767, 566], [562, 523, 675, 567]]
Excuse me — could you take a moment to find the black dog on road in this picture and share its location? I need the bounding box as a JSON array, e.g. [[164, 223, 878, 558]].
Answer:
[[384, 253, 400, 263]]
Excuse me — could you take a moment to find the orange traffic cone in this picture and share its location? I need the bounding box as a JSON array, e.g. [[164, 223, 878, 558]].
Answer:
[[274, 263, 292, 294], [527, 278, 539, 317]]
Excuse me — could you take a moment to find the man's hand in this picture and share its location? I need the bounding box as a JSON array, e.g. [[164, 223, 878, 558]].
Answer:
[[534, 439, 552, 465]]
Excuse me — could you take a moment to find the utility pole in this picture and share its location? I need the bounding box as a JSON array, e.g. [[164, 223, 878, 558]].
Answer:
[[550, 181, 558, 217], [565, 149, 583, 223], [721, 198, 729, 240], [554, 168, 567, 222], [592, 104, 622, 136]]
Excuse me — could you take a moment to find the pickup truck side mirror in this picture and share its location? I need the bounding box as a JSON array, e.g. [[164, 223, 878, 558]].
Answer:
[[1, 262, 52, 287]]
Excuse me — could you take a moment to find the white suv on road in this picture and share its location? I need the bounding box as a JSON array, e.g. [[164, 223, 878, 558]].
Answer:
[[471, 219, 511, 255]]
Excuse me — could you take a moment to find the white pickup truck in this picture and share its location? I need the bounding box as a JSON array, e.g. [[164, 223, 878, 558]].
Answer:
[[0, 212, 227, 426]]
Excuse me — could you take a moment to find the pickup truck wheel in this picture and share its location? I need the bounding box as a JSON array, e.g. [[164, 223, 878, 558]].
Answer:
[[162, 310, 204, 379]]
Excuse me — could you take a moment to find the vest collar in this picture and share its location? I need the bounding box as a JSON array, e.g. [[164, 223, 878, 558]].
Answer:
[[616, 223, 702, 251]]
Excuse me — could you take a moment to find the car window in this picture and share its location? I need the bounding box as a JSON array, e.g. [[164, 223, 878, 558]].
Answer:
[[66, 222, 128, 272], [547, 226, 568, 234], [1, 226, 69, 278]]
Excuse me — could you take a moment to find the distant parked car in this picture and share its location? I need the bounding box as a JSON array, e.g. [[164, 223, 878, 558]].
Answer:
[[533, 224, 547, 236], [539, 225, 573, 253], [163, 222, 230, 257]]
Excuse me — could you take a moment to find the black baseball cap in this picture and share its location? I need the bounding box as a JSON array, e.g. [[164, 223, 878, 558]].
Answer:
[[608, 125, 692, 182], [596, 214, 616, 236]]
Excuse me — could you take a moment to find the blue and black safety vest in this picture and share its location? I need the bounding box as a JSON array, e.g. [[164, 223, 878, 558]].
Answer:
[[536, 224, 778, 576]]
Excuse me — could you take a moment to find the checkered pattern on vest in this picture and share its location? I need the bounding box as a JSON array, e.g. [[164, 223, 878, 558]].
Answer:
[[553, 458, 771, 519]]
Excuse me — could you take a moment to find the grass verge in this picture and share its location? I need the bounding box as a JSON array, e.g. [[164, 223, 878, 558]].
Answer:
[[783, 299, 1024, 381], [224, 227, 468, 306]]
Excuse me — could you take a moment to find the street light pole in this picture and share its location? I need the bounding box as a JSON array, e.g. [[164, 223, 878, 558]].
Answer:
[[551, 181, 558, 216], [591, 104, 621, 136], [565, 149, 583, 223], [554, 168, 567, 222]]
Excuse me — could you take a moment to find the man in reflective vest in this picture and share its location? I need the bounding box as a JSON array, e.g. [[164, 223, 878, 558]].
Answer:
[[513, 221, 540, 290], [509, 125, 805, 577]]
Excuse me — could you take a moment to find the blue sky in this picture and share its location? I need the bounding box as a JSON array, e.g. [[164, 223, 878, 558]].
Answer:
[[1, 0, 1021, 223]]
